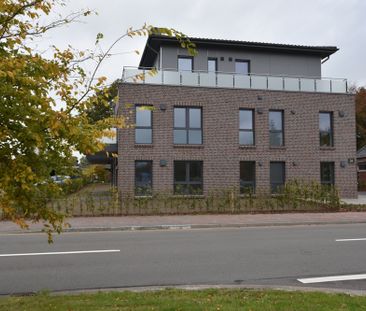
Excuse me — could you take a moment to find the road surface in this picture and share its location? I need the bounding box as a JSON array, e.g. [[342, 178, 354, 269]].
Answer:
[[1, 224, 366, 295]]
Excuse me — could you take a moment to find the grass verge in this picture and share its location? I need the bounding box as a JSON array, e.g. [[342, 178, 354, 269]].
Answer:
[[1, 289, 366, 311]]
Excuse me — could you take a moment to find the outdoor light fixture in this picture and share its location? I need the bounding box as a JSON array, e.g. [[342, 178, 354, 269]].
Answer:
[[160, 160, 167, 167], [160, 104, 167, 111], [256, 108, 264, 114]]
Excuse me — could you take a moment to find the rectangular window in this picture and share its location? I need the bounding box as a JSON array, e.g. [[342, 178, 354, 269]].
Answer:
[[320, 162, 335, 186], [269, 110, 284, 146], [208, 58, 217, 72], [235, 60, 250, 75], [319, 112, 333, 147], [240, 161, 256, 194], [135, 106, 152, 144], [178, 56, 193, 72], [270, 162, 285, 193], [174, 161, 203, 195], [239, 109, 254, 145], [135, 161, 152, 196], [174, 107, 202, 144]]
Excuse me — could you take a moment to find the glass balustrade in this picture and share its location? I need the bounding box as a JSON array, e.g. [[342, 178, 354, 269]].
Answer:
[[122, 67, 348, 94]]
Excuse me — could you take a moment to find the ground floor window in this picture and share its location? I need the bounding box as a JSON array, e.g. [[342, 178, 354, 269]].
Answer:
[[135, 161, 152, 196], [270, 162, 285, 193], [174, 161, 203, 195], [320, 162, 335, 186], [240, 161, 256, 194]]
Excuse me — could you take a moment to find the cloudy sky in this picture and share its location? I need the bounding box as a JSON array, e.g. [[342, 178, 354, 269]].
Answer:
[[41, 0, 366, 86]]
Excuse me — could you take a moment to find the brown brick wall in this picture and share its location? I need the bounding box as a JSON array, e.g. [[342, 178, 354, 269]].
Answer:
[[117, 83, 357, 198]]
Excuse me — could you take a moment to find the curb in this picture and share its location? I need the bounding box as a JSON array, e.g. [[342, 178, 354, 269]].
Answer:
[[2, 219, 366, 234]]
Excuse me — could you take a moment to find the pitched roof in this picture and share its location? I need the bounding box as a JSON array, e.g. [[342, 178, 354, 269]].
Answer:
[[358, 145, 366, 158], [139, 35, 339, 68]]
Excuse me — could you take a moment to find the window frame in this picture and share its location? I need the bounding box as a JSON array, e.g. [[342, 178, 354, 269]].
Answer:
[[173, 107, 203, 145], [207, 57, 218, 72], [235, 59, 250, 75], [319, 111, 334, 147], [135, 160, 153, 196], [270, 161, 286, 194], [269, 110, 284, 147], [174, 161, 203, 195], [135, 105, 152, 144], [320, 161, 335, 186], [178, 56, 193, 72], [239, 108, 255, 146], [240, 161, 256, 194]]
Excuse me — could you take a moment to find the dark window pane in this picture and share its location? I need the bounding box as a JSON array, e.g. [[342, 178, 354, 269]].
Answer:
[[135, 161, 152, 196], [174, 162, 186, 182], [174, 130, 187, 144], [321, 162, 334, 185], [208, 59, 217, 72], [178, 57, 192, 71], [174, 108, 186, 128], [239, 131, 254, 145], [136, 107, 151, 127], [269, 111, 283, 131], [188, 130, 202, 144], [240, 162, 255, 194], [189, 108, 201, 128], [235, 61, 249, 75], [270, 162, 285, 193], [269, 132, 283, 146], [320, 132, 331, 146], [239, 110, 253, 130], [189, 162, 202, 182], [135, 129, 152, 144]]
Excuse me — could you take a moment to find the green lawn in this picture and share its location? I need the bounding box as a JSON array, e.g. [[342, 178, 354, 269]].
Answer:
[[1, 289, 366, 311]]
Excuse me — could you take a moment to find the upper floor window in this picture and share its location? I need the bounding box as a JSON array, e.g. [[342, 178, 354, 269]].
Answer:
[[240, 161, 256, 194], [269, 110, 284, 147], [178, 56, 193, 72], [319, 112, 333, 147], [135, 160, 152, 196], [235, 60, 250, 75], [135, 105, 152, 144], [270, 161, 285, 193], [239, 109, 254, 145], [174, 107, 202, 144], [208, 58, 217, 72], [174, 161, 203, 195], [320, 162, 335, 186]]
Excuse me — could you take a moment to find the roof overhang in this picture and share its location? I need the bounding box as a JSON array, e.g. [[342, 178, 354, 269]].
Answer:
[[139, 35, 339, 68]]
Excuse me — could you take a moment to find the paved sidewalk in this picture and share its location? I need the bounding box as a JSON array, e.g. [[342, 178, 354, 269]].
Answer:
[[1, 212, 366, 233]]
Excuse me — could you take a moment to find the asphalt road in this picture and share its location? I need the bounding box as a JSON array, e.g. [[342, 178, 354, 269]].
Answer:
[[1, 224, 366, 295]]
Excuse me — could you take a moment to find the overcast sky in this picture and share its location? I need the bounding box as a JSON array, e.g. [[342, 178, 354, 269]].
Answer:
[[41, 0, 366, 86]]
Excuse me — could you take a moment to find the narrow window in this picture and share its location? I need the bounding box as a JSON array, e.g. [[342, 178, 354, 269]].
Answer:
[[269, 110, 284, 147], [178, 56, 193, 72], [270, 162, 285, 193], [319, 112, 333, 147], [174, 107, 202, 144], [208, 58, 217, 72], [239, 109, 254, 145], [235, 60, 250, 75], [135, 161, 152, 196], [174, 161, 203, 195], [135, 105, 152, 144], [320, 162, 335, 186], [240, 161, 256, 194]]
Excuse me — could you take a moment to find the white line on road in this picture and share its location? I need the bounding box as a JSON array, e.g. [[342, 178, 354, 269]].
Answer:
[[335, 238, 366, 242], [298, 273, 366, 284], [0, 249, 120, 257]]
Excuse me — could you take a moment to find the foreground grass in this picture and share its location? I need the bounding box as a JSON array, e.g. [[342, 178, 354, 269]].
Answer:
[[1, 289, 366, 311]]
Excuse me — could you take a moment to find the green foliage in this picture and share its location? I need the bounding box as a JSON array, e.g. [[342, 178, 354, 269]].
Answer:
[[0, 1, 196, 240]]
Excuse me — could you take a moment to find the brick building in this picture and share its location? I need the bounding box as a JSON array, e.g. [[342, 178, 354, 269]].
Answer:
[[116, 35, 357, 198]]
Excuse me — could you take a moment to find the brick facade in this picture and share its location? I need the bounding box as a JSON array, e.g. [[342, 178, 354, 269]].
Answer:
[[118, 83, 357, 198]]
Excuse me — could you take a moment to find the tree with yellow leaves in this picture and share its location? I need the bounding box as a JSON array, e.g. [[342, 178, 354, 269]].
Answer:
[[0, 0, 195, 241]]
